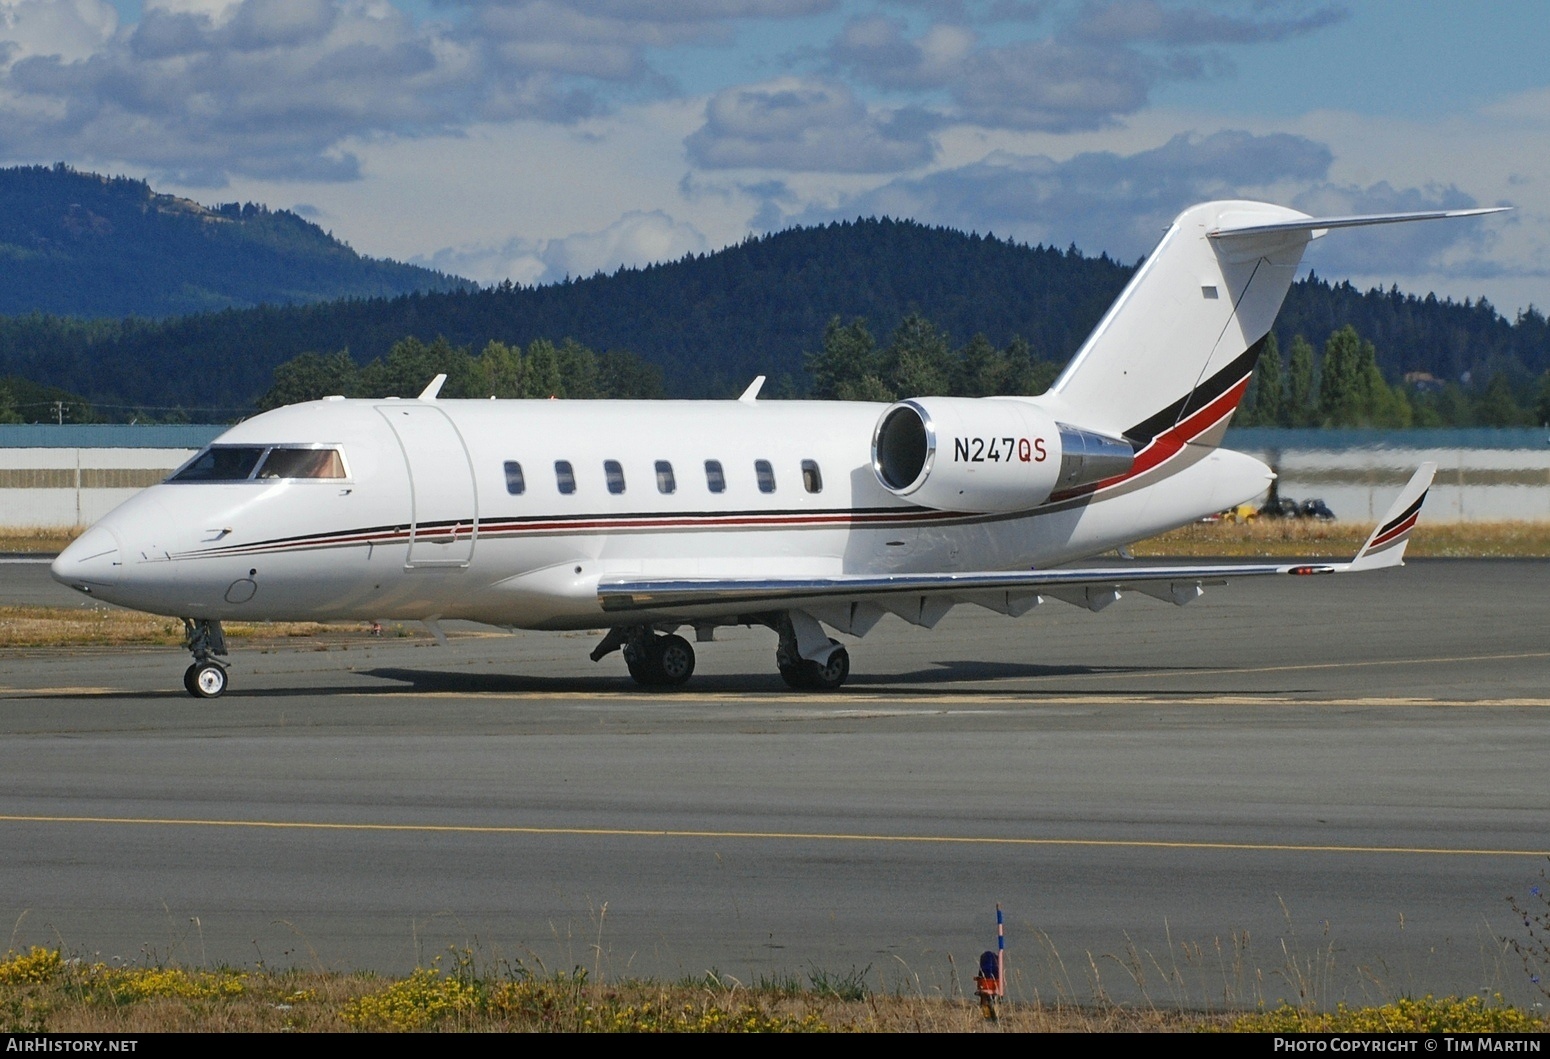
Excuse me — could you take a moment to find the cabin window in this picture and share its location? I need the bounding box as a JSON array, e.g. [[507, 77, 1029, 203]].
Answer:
[[170, 446, 268, 482], [504, 461, 526, 495], [555, 460, 576, 495], [604, 460, 626, 494], [755, 459, 776, 494], [257, 447, 346, 480], [655, 460, 676, 494], [801, 459, 822, 494], [704, 460, 726, 494]]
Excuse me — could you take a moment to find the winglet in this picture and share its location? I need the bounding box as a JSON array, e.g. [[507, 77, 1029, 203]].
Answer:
[[738, 376, 766, 403], [1346, 462, 1436, 571], [419, 374, 447, 400]]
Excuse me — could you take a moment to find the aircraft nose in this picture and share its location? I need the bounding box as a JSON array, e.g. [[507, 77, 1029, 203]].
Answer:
[[51, 524, 123, 592]]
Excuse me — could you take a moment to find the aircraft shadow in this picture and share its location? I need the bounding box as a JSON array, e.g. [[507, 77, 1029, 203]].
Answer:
[[343, 659, 1206, 696]]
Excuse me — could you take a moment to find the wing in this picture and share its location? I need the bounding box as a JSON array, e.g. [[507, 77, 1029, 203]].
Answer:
[[597, 464, 1436, 634]]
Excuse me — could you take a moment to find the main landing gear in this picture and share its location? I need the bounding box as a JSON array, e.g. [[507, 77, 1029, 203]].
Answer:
[[590, 611, 851, 691], [591, 627, 696, 687], [181, 618, 229, 699]]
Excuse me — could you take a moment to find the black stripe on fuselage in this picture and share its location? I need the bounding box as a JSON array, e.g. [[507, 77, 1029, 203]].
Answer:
[[1122, 337, 1267, 446]]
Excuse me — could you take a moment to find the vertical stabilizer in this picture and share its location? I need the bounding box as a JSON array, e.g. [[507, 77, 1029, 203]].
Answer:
[[1043, 201, 1507, 457], [1045, 200, 1312, 449]]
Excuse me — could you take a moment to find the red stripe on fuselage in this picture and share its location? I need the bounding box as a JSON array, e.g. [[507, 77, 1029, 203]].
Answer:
[[1048, 371, 1252, 503]]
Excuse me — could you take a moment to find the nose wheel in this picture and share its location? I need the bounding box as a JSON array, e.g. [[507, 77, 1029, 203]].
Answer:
[[184, 661, 228, 698], [181, 618, 230, 698]]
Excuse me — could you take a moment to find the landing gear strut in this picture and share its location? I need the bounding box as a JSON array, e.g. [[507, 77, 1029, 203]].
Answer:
[[592, 626, 695, 687], [181, 618, 229, 699]]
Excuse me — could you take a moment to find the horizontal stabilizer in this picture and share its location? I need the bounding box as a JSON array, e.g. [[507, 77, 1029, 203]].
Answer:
[[1210, 207, 1509, 241]]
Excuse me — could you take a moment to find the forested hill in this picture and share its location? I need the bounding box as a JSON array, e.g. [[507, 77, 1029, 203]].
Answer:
[[0, 205, 1546, 416], [0, 218, 1137, 409], [0, 164, 468, 317]]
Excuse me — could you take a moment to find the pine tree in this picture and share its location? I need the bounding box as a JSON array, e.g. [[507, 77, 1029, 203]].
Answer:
[[884, 313, 953, 397], [1246, 332, 1282, 426], [805, 317, 879, 400], [1319, 325, 1363, 425], [1286, 335, 1316, 426]]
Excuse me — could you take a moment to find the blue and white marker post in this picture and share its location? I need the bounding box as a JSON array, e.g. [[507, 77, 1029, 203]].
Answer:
[[973, 904, 1006, 1019]]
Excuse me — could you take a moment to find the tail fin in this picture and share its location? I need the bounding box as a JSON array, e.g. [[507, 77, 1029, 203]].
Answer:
[[1045, 201, 1508, 454]]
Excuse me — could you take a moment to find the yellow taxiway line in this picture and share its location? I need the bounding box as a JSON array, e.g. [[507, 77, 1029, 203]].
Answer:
[[0, 813, 1544, 859]]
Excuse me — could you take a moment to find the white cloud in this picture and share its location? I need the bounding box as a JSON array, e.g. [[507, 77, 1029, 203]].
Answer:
[[1069, 1, 1347, 46], [685, 76, 939, 172], [421, 208, 709, 285], [0, 0, 845, 186], [0, 0, 116, 63], [787, 129, 1334, 254]]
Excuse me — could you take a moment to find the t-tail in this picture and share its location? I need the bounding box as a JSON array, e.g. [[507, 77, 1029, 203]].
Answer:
[[1042, 201, 1508, 464]]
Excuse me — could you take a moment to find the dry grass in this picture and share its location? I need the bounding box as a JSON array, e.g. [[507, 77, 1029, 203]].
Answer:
[[3, 946, 1543, 1033], [0, 607, 355, 648], [0, 948, 1218, 1033], [1133, 518, 1550, 559], [0, 526, 81, 553]]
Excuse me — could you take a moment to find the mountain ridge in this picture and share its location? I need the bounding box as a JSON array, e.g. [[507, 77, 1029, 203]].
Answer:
[[0, 163, 469, 318]]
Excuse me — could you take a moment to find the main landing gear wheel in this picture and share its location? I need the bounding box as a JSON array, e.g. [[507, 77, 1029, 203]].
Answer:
[[625, 633, 696, 687], [777, 638, 850, 690], [184, 661, 228, 699]]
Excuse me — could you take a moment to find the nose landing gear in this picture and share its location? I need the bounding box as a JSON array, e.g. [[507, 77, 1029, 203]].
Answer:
[[181, 619, 229, 698]]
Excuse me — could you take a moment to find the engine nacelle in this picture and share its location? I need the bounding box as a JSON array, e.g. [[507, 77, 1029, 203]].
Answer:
[[871, 397, 1134, 513]]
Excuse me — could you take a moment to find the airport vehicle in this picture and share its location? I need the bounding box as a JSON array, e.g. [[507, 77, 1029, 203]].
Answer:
[[50, 200, 1500, 697]]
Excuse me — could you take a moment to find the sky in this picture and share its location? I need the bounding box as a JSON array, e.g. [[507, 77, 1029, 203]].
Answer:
[[1, 0, 1545, 317]]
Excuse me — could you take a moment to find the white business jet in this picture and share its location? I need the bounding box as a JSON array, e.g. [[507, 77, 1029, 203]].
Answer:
[[51, 200, 1503, 697]]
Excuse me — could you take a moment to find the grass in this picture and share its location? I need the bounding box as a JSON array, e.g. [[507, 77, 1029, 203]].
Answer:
[[0, 527, 82, 553], [1133, 518, 1550, 558], [0, 607, 359, 649], [2, 944, 1545, 1033]]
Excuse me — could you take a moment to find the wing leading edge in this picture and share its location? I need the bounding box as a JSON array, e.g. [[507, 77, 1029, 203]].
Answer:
[[597, 464, 1437, 629]]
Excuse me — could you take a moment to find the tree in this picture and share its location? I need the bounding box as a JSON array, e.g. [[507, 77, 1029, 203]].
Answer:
[[595, 349, 664, 398], [473, 340, 524, 398], [952, 334, 1011, 397], [520, 338, 565, 398], [555, 339, 600, 398], [256, 350, 358, 411], [1285, 335, 1316, 426], [1475, 372, 1530, 426], [883, 313, 952, 397], [0, 380, 20, 424], [1318, 325, 1363, 425], [1245, 332, 1282, 426], [806, 317, 880, 400], [357, 336, 475, 398]]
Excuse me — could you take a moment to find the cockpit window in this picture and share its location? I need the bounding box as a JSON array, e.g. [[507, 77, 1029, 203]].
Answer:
[[169, 446, 346, 482], [170, 446, 267, 482], [257, 448, 346, 479]]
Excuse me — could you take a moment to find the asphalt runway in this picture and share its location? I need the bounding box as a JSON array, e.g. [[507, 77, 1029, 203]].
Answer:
[[2, 557, 1548, 1008]]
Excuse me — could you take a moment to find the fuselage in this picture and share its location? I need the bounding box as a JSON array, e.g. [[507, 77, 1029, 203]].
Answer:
[[51, 395, 1272, 629]]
